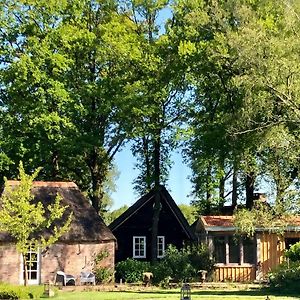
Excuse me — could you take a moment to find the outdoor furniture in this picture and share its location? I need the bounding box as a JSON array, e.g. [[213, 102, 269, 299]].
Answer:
[[55, 271, 76, 286], [80, 271, 96, 285]]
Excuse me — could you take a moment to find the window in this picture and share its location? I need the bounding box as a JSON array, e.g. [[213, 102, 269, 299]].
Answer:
[[213, 237, 226, 263], [243, 237, 255, 264], [23, 247, 40, 284], [285, 238, 300, 250], [133, 236, 146, 258], [213, 235, 255, 265], [157, 236, 165, 258], [228, 236, 240, 263]]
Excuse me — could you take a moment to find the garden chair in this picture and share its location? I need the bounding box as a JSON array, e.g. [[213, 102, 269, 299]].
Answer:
[[55, 271, 76, 286], [80, 271, 96, 285]]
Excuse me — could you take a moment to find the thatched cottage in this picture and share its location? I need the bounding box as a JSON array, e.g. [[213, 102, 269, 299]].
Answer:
[[0, 181, 116, 285]]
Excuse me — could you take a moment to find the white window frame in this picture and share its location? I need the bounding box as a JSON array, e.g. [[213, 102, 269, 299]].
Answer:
[[21, 247, 40, 285], [157, 236, 165, 258], [133, 236, 146, 258]]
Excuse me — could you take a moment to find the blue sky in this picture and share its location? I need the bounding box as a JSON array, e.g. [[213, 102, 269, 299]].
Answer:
[[109, 7, 192, 210], [110, 146, 193, 210]]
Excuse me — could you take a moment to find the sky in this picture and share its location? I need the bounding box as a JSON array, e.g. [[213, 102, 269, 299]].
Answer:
[[109, 7, 192, 210], [110, 146, 193, 210]]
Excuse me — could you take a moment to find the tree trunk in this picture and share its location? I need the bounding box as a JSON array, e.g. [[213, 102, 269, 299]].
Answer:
[[142, 136, 152, 191], [151, 188, 161, 263], [22, 253, 28, 286], [205, 164, 212, 214], [218, 159, 225, 210], [151, 135, 161, 263], [245, 172, 255, 209], [87, 147, 109, 214], [232, 164, 238, 208]]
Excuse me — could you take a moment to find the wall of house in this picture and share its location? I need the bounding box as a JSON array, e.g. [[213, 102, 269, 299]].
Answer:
[[0, 241, 115, 285], [213, 265, 256, 282], [41, 241, 115, 284], [0, 243, 21, 285], [113, 197, 191, 262], [258, 232, 300, 278]]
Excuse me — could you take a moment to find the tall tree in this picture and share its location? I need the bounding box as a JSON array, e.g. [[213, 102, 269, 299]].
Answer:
[[0, 0, 141, 213], [122, 0, 188, 262], [173, 0, 300, 212]]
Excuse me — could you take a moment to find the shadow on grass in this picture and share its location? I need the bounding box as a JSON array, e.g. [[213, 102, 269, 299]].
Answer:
[[120, 288, 299, 298]]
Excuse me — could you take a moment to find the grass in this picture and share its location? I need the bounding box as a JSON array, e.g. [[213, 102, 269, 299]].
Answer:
[[52, 289, 300, 300], [1, 284, 299, 299]]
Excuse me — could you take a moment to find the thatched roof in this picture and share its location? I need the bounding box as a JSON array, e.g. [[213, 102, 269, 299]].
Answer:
[[0, 181, 116, 243]]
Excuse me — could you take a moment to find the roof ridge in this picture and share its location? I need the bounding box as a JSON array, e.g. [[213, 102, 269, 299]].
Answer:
[[7, 180, 78, 188]]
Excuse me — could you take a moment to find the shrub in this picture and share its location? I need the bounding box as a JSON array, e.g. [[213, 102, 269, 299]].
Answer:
[[159, 245, 194, 282], [151, 244, 214, 285], [94, 267, 114, 283], [0, 290, 18, 300], [93, 249, 114, 284], [0, 284, 44, 299], [285, 242, 300, 262], [186, 244, 215, 274], [268, 261, 300, 292], [115, 258, 151, 283]]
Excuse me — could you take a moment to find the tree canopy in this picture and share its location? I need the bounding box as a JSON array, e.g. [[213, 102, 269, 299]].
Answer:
[[1, 0, 300, 221]]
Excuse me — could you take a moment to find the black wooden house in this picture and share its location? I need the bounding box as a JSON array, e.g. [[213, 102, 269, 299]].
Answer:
[[109, 185, 196, 263]]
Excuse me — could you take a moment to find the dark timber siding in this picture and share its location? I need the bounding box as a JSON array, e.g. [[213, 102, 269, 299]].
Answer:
[[113, 194, 191, 262]]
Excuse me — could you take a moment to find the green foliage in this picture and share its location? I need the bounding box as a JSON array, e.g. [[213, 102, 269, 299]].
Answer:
[[0, 283, 44, 299], [234, 201, 289, 237], [268, 261, 300, 292], [175, 0, 300, 211], [94, 267, 114, 284], [0, 0, 143, 214], [285, 242, 300, 262], [115, 258, 151, 283], [186, 244, 215, 274], [94, 250, 109, 265], [104, 205, 128, 225], [93, 249, 114, 284], [151, 244, 214, 285], [178, 204, 197, 225]]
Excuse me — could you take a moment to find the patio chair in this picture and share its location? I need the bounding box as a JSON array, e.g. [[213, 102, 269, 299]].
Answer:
[[80, 271, 96, 285], [55, 271, 76, 286]]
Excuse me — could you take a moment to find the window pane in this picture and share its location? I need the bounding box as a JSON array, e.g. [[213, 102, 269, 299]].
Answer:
[[229, 236, 240, 263], [157, 236, 165, 258], [133, 237, 146, 258], [285, 238, 300, 250], [214, 237, 226, 263], [243, 238, 255, 264]]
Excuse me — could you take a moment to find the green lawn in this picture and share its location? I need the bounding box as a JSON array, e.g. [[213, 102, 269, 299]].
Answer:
[[53, 289, 300, 300]]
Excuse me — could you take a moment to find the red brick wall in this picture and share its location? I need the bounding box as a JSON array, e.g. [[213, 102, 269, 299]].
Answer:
[[0, 243, 21, 285], [0, 241, 115, 285], [41, 241, 115, 284]]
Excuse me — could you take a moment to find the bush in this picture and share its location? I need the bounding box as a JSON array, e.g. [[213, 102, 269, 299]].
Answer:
[[151, 244, 214, 285], [115, 258, 151, 283], [0, 284, 44, 299], [285, 242, 300, 262], [93, 249, 114, 284], [0, 291, 18, 300], [268, 261, 300, 292], [94, 267, 114, 283], [186, 244, 215, 274]]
